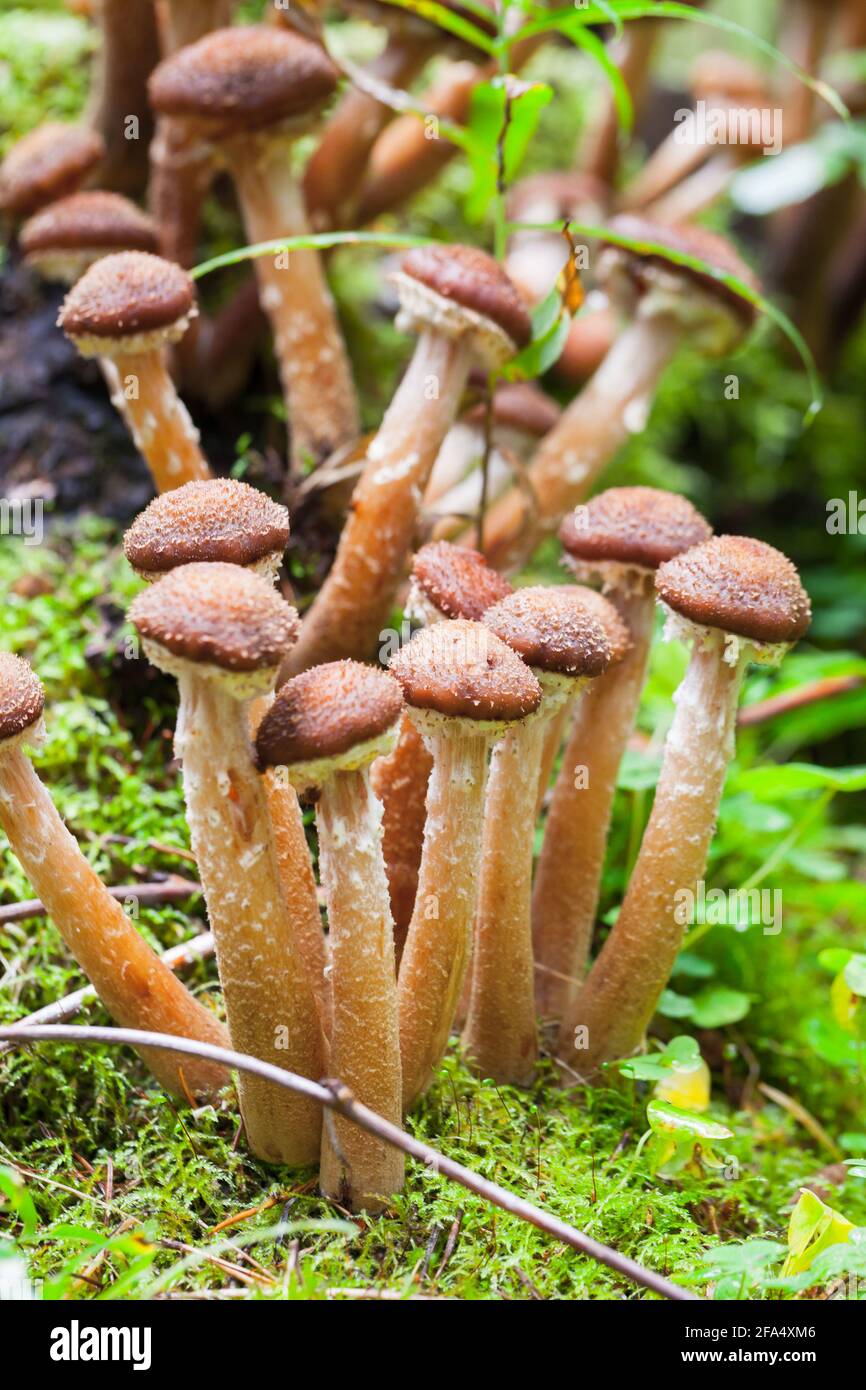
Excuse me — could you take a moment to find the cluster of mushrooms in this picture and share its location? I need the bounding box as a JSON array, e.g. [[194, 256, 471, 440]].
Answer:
[[0, 5, 818, 1212]]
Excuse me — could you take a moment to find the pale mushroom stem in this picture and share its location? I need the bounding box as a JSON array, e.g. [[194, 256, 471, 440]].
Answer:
[[111, 348, 211, 491], [532, 588, 656, 1022], [647, 153, 738, 226], [370, 712, 433, 966], [580, 20, 658, 186], [227, 147, 360, 469], [619, 128, 713, 213], [89, 0, 160, 196], [0, 745, 229, 1098], [560, 630, 747, 1078], [176, 673, 324, 1164], [398, 726, 489, 1108], [316, 769, 404, 1211], [463, 712, 550, 1086], [149, 125, 215, 266], [473, 313, 683, 570], [283, 332, 475, 675]]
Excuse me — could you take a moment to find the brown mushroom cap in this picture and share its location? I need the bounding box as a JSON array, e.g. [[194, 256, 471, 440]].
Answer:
[[130, 562, 299, 672], [148, 26, 338, 138], [483, 586, 612, 679], [58, 251, 195, 342], [389, 619, 542, 722], [560, 487, 713, 573], [506, 170, 608, 223], [20, 192, 158, 259], [464, 381, 561, 438], [656, 535, 811, 645], [401, 244, 532, 350], [560, 585, 632, 665], [412, 541, 513, 622], [0, 653, 45, 743], [690, 50, 770, 105], [0, 124, 104, 219], [600, 215, 759, 330], [124, 480, 289, 576], [256, 660, 403, 772]]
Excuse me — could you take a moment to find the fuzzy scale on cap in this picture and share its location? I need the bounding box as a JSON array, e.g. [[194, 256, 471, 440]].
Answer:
[[559, 585, 632, 665], [124, 480, 289, 575], [21, 192, 158, 258], [256, 660, 403, 771], [656, 535, 811, 645], [401, 244, 532, 351], [0, 653, 45, 742], [148, 26, 338, 137], [483, 587, 612, 678], [58, 252, 194, 341], [389, 619, 541, 722], [560, 487, 712, 573], [412, 542, 513, 622], [0, 124, 104, 218], [130, 562, 298, 672]]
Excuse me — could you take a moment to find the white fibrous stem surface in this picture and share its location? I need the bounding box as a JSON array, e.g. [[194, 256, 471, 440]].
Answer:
[[563, 628, 747, 1075], [0, 747, 229, 1098], [533, 587, 656, 1023], [175, 671, 324, 1164], [113, 349, 210, 491], [398, 723, 489, 1108], [316, 768, 404, 1210]]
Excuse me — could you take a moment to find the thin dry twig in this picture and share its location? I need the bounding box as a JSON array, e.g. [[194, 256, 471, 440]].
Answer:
[[0, 1023, 699, 1302], [737, 675, 863, 727], [0, 874, 201, 925]]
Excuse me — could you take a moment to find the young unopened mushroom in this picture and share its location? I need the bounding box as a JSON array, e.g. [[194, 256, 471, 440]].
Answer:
[[123, 479, 330, 1032], [461, 587, 613, 1085], [284, 244, 530, 675], [58, 251, 211, 492], [389, 619, 541, 1106], [0, 124, 104, 224], [130, 563, 325, 1164], [476, 217, 759, 569], [531, 487, 712, 1023], [256, 661, 404, 1211], [148, 26, 360, 470], [561, 536, 811, 1079], [0, 652, 228, 1099], [19, 191, 158, 285]]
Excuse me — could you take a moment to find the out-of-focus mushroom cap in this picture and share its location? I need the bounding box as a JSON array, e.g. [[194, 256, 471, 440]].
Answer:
[[412, 542, 513, 622], [130, 562, 298, 672], [464, 381, 561, 437], [560, 487, 713, 573], [400, 244, 532, 352], [58, 251, 195, 343], [0, 124, 104, 218], [389, 619, 542, 722], [656, 535, 811, 645], [124, 480, 289, 576], [256, 660, 403, 775], [483, 586, 612, 679], [506, 170, 609, 222], [148, 26, 338, 138], [0, 653, 45, 742], [20, 192, 158, 258], [689, 50, 770, 105]]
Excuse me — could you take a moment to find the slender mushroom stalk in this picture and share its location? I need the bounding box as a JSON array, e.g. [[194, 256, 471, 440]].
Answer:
[[781, 0, 841, 145], [19, 191, 158, 286], [462, 589, 613, 1086], [560, 536, 811, 1079], [149, 27, 360, 471], [283, 244, 530, 675], [579, 19, 660, 187], [58, 252, 210, 492], [88, 0, 160, 196], [373, 542, 512, 960], [130, 564, 326, 1164], [389, 620, 541, 1107], [472, 217, 759, 571], [0, 125, 105, 226], [257, 661, 405, 1211], [531, 488, 713, 1023], [0, 653, 228, 1099]]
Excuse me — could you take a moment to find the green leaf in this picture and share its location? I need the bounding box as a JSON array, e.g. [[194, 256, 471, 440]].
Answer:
[[690, 986, 752, 1029], [736, 763, 866, 795], [819, 947, 855, 976], [783, 1188, 855, 1277], [192, 230, 434, 281], [647, 1100, 732, 1142], [656, 988, 695, 1020], [844, 954, 866, 999], [373, 0, 495, 55], [464, 76, 553, 224]]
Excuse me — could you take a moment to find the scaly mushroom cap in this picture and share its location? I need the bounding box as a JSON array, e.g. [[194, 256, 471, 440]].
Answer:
[[0, 653, 45, 744], [398, 244, 532, 361], [148, 26, 339, 139], [412, 541, 513, 622], [130, 562, 299, 674], [599, 215, 759, 342], [464, 381, 561, 438], [256, 660, 403, 781], [483, 587, 612, 679], [58, 251, 195, 352], [21, 192, 158, 261], [389, 619, 542, 722], [560, 487, 713, 574], [656, 535, 811, 646], [124, 480, 289, 579], [559, 585, 632, 665], [0, 124, 104, 218]]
